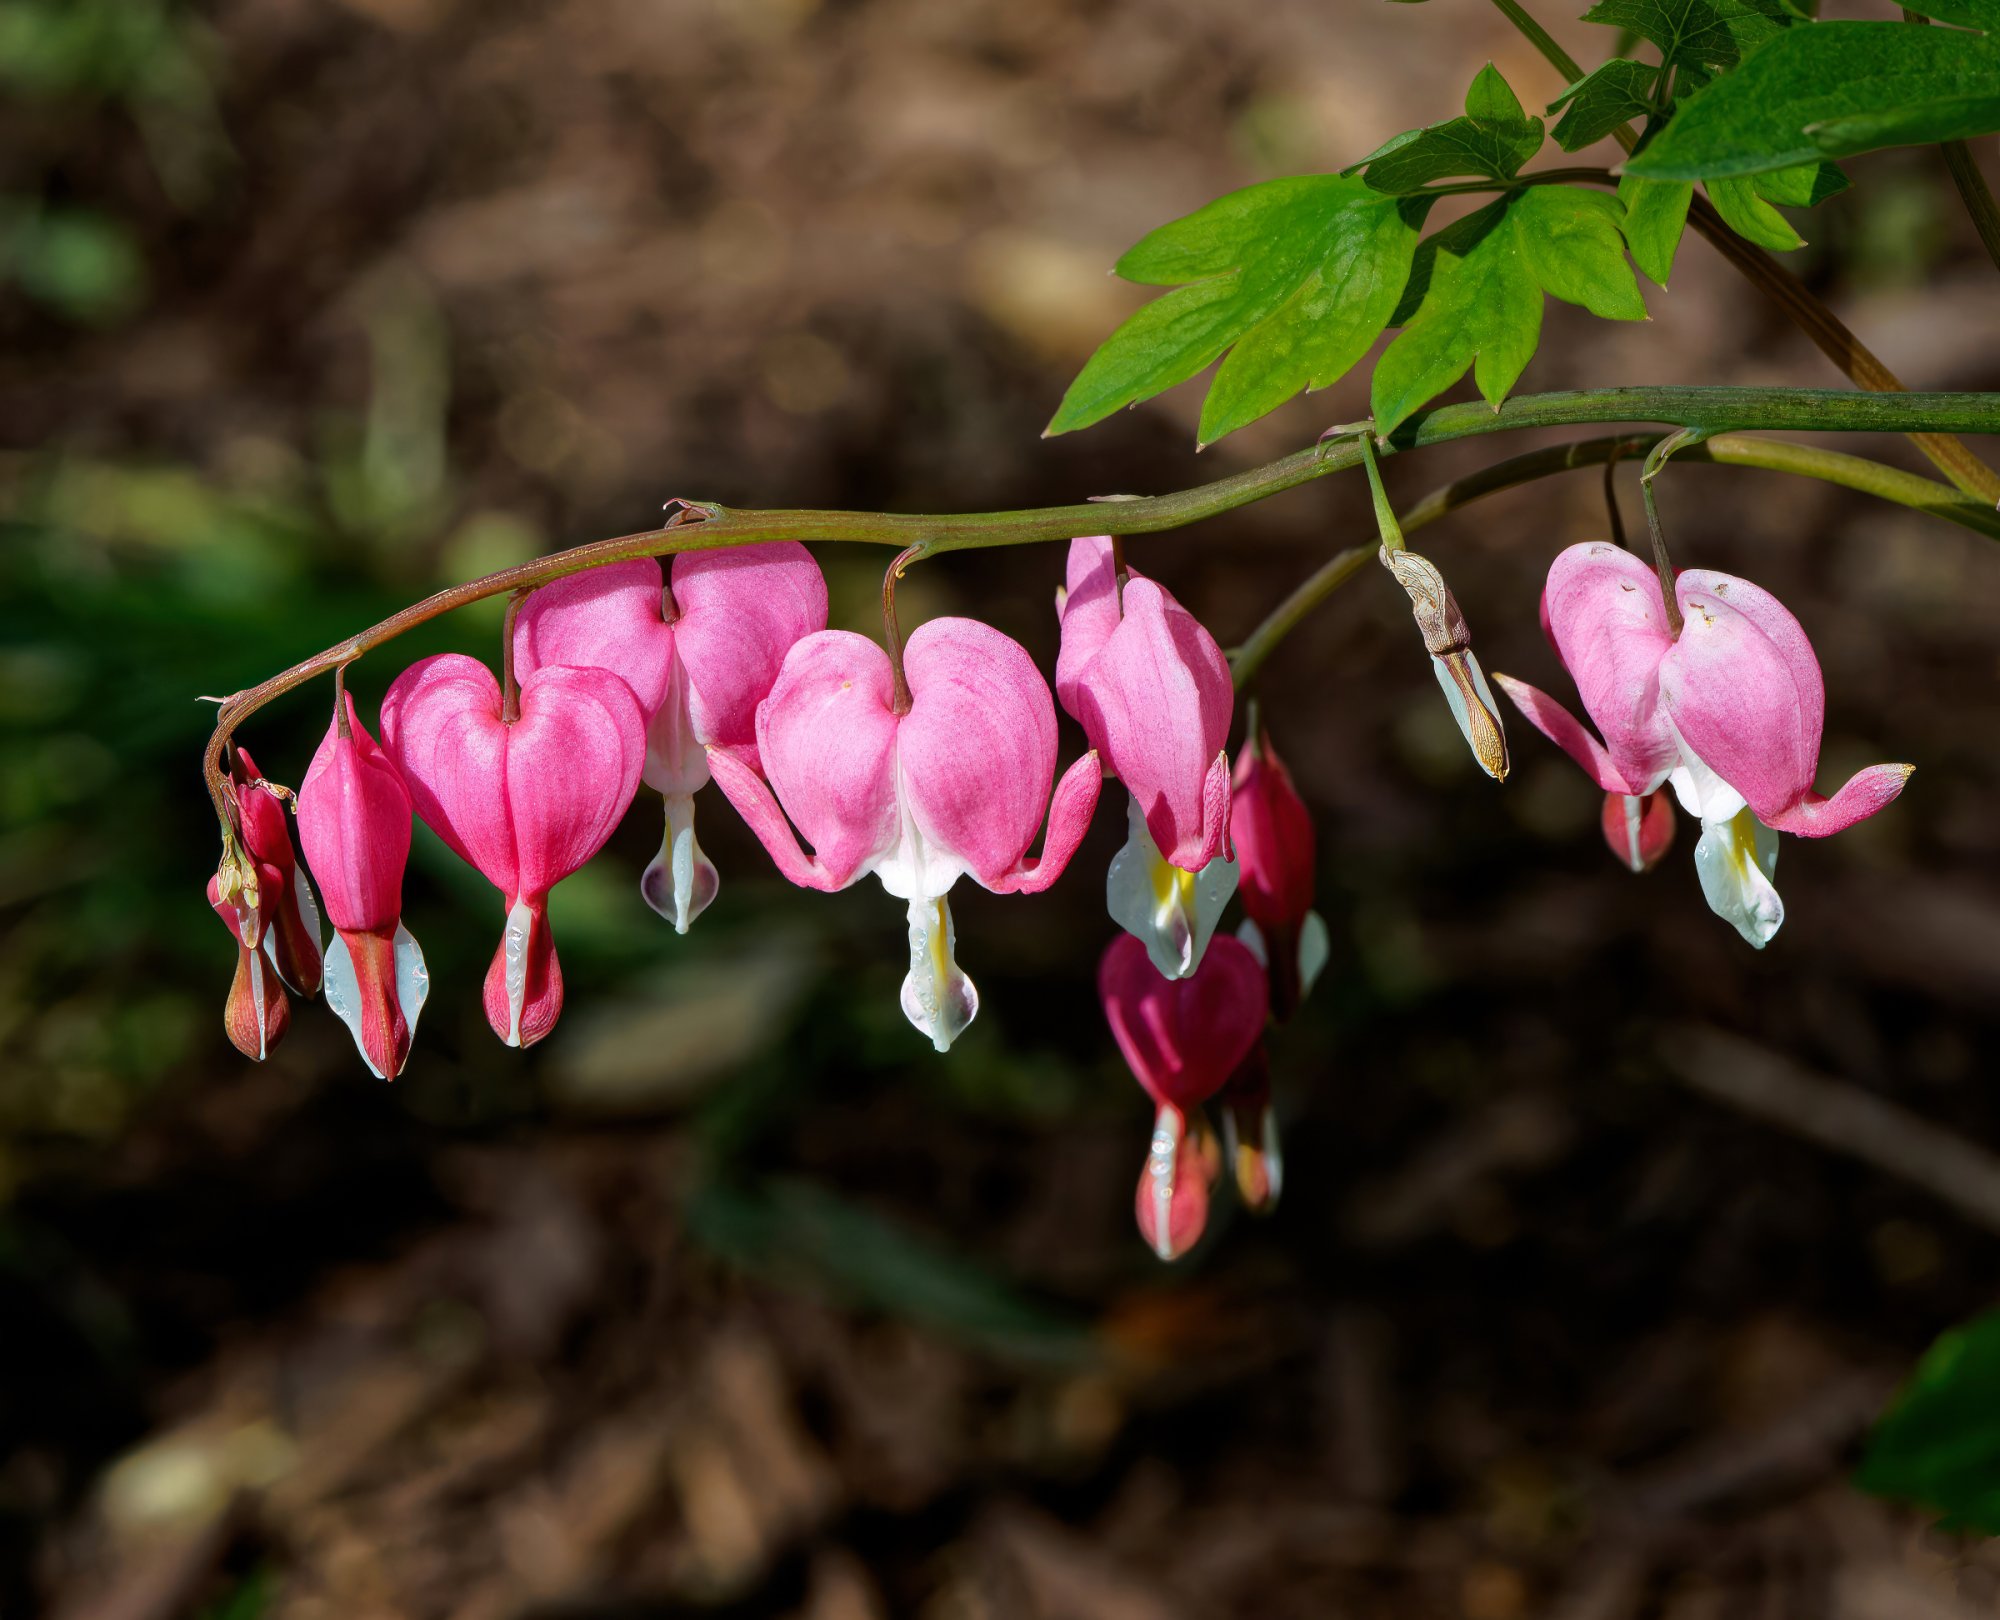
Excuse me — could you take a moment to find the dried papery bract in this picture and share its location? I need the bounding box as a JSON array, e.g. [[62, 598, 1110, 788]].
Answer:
[[712, 615, 1101, 1053], [1496, 541, 1913, 947], [1380, 546, 1510, 782], [381, 655, 646, 1047], [1099, 933, 1268, 1260], [512, 543, 827, 934], [297, 689, 429, 1079], [1230, 727, 1328, 1021], [1058, 536, 1237, 980]]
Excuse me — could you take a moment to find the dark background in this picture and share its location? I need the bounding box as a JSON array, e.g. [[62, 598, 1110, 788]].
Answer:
[[5, 1, 2000, 1615]]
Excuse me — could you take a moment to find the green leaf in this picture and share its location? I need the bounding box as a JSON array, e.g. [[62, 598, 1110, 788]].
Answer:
[[1348, 63, 1545, 192], [1858, 1309, 2000, 1535], [1897, 0, 2000, 30], [1751, 159, 1847, 206], [1550, 58, 1660, 149], [1705, 174, 1806, 248], [1371, 187, 1649, 432], [1618, 174, 1694, 283], [1630, 21, 2000, 179], [1047, 177, 1422, 440], [1582, 0, 1798, 78]]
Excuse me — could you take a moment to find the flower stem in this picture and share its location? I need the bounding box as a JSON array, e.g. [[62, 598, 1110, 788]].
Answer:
[[882, 544, 923, 716], [1641, 427, 1707, 635], [1355, 431, 1407, 552], [500, 587, 529, 724], [1487, 0, 2000, 503], [201, 386, 2000, 833]]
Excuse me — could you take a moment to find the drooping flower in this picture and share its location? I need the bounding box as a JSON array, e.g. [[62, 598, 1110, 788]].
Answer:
[[381, 655, 646, 1047], [710, 618, 1101, 1052], [513, 545, 827, 932], [1495, 542, 1912, 947], [208, 873, 290, 1061], [1229, 726, 1328, 1020], [1099, 932, 1268, 1260], [230, 747, 324, 998], [297, 690, 429, 1079], [1057, 536, 1235, 980]]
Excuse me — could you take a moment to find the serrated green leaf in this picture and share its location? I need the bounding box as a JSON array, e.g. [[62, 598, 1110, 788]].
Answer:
[[1348, 62, 1545, 192], [1858, 1309, 2000, 1535], [1897, 0, 2000, 29], [1047, 176, 1423, 439], [1706, 174, 1806, 248], [1511, 187, 1650, 318], [1618, 174, 1694, 283], [1371, 202, 1541, 432], [1630, 21, 2000, 179], [1750, 159, 1847, 206], [1550, 59, 1660, 151], [1198, 195, 1424, 445], [1583, 0, 1797, 77]]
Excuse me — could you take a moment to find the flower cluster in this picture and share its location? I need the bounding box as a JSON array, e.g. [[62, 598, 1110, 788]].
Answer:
[[206, 521, 1907, 1259]]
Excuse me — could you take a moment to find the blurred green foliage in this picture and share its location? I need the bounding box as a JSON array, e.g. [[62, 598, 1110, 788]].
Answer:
[[1860, 1309, 2000, 1534]]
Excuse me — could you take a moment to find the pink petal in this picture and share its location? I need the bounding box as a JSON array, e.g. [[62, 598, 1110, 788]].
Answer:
[[1098, 932, 1268, 1113], [1492, 673, 1640, 794], [898, 617, 1059, 888], [336, 926, 414, 1077], [706, 749, 843, 891], [380, 654, 518, 893], [298, 692, 413, 934], [1762, 763, 1914, 838], [513, 559, 676, 715], [987, 750, 1103, 895], [672, 542, 828, 759], [1599, 788, 1676, 873], [234, 746, 324, 997], [506, 665, 648, 896], [754, 630, 902, 889], [1065, 576, 1234, 869], [1541, 542, 1679, 792], [482, 897, 562, 1048], [1054, 535, 1124, 717]]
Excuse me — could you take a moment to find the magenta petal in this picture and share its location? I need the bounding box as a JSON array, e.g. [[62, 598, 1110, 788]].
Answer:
[[381, 654, 518, 891], [513, 559, 677, 716], [1054, 536, 1124, 718], [755, 630, 902, 889], [298, 692, 413, 934], [672, 542, 828, 760], [1541, 542, 1678, 793], [1492, 673, 1640, 794], [1098, 932, 1268, 1114], [707, 748, 843, 891], [507, 666, 648, 894], [988, 751, 1103, 895], [1762, 763, 1913, 838], [899, 617, 1059, 888]]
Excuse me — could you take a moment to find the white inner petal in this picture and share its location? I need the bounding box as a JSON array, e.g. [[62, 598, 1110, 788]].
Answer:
[[262, 864, 325, 992], [502, 898, 534, 1047], [393, 922, 429, 1055], [1146, 1103, 1183, 1262], [642, 791, 720, 934], [644, 650, 711, 797], [1235, 916, 1268, 968], [1692, 807, 1784, 949], [1298, 910, 1331, 998], [322, 932, 382, 1080], [1666, 723, 1746, 824], [898, 894, 979, 1052], [1106, 794, 1239, 979], [248, 945, 270, 1062]]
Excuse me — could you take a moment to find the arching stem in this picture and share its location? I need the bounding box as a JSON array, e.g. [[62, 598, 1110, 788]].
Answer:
[[1641, 428, 1708, 636], [501, 588, 529, 724], [882, 543, 927, 716]]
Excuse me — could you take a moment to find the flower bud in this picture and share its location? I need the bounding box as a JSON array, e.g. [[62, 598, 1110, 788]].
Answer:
[[1134, 1107, 1223, 1262], [1229, 728, 1329, 1020], [1600, 789, 1676, 874], [1380, 547, 1508, 781], [1218, 1043, 1280, 1214], [231, 747, 324, 997], [208, 873, 289, 1061]]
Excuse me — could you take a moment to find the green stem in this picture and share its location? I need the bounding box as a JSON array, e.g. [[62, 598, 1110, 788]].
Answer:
[[1943, 141, 2000, 278], [202, 385, 2000, 827], [1355, 432, 1407, 551], [1228, 429, 2000, 690], [1640, 427, 1708, 634], [1487, 0, 2000, 503]]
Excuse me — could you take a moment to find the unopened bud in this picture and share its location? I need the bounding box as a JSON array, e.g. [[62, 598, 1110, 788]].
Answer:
[[1601, 789, 1676, 873], [1218, 1044, 1281, 1214], [1380, 546, 1508, 781], [1135, 1104, 1224, 1262]]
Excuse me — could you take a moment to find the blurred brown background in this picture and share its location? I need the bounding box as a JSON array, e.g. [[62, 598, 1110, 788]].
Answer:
[[5, 1, 2000, 1615]]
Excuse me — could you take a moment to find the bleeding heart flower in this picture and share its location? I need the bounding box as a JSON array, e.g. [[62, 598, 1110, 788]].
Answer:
[[710, 618, 1101, 1052], [297, 691, 429, 1079], [208, 873, 290, 1061], [230, 748, 324, 998], [381, 654, 646, 1047], [1229, 726, 1328, 1020], [1057, 536, 1236, 980], [1099, 932, 1268, 1260], [1495, 542, 1911, 947], [514, 545, 827, 932], [1601, 788, 1676, 873]]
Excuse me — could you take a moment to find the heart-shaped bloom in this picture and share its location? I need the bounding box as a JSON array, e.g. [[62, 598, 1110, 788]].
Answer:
[[1229, 727, 1328, 1021], [1099, 932, 1268, 1259], [208, 873, 290, 1061], [231, 747, 324, 998], [381, 655, 646, 1047], [1057, 537, 1236, 979], [1495, 542, 1911, 947], [297, 691, 429, 1079], [710, 617, 1102, 1052], [514, 545, 827, 932]]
